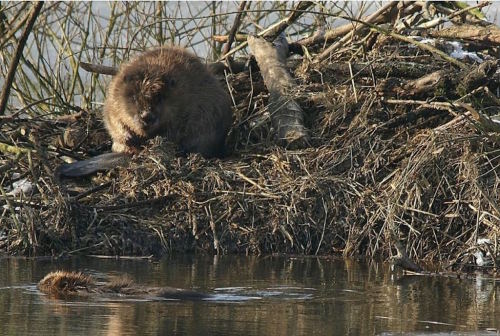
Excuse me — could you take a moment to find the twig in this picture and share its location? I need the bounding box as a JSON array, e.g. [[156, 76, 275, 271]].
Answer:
[[315, 199, 328, 255], [94, 196, 171, 212], [213, 33, 247, 43], [87, 254, 154, 260], [236, 170, 278, 198], [474, 181, 500, 223], [430, 23, 500, 46], [0, 96, 54, 123], [0, 2, 30, 49], [384, 99, 458, 111], [222, 1, 247, 56], [70, 182, 113, 202], [206, 205, 220, 254], [80, 61, 118, 76], [0, 1, 43, 116]]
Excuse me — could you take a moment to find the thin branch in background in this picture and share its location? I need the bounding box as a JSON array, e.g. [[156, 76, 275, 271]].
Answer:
[[211, 1, 217, 60], [222, 1, 247, 56], [314, 1, 398, 63], [0, 1, 43, 116], [219, 1, 314, 61], [0, 2, 30, 49]]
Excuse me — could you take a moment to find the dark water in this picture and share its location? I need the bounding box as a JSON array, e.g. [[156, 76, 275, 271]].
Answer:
[[0, 256, 498, 336]]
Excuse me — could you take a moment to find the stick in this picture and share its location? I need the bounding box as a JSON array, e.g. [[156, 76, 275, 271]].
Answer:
[[80, 61, 118, 76], [222, 1, 247, 56]]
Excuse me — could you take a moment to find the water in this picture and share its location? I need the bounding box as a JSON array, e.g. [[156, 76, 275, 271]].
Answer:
[[0, 256, 498, 336]]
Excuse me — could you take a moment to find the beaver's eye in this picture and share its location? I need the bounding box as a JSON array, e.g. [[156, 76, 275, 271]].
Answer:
[[162, 74, 176, 87], [152, 94, 162, 104]]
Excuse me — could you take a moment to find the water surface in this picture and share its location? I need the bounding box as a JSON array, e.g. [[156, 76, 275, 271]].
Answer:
[[0, 256, 498, 335]]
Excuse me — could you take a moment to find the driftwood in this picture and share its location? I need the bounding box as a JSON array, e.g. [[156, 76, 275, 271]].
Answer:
[[248, 34, 309, 148]]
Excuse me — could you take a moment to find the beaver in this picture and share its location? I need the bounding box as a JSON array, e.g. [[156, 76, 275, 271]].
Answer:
[[37, 270, 208, 300], [103, 45, 233, 157]]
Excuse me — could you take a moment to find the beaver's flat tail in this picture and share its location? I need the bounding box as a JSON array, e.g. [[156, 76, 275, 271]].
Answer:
[[55, 152, 130, 178]]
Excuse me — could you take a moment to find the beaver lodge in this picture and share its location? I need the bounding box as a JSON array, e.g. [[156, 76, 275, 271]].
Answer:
[[0, 2, 499, 273]]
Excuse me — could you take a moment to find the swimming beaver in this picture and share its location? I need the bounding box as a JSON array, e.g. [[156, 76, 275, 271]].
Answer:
[[103, 46, 233, 157], [37, 270, 208, 300]]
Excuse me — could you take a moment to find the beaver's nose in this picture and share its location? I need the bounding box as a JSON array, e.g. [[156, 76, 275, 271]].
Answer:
[[140, 110, 157, 125]]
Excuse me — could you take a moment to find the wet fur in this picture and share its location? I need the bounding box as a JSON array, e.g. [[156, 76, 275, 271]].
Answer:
[[103, 46, 232, 157], [38, 271, 208, 300]]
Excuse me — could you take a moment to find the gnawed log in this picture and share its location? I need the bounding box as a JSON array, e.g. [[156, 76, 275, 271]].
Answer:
[[248, 34, 309, 149], [430, 24, 500, 46]]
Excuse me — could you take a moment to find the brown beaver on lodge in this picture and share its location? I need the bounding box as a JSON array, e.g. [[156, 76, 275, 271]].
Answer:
[[56, 45, 233, 178], [37, 270, 208, 300], [103, 46, 233, 157]]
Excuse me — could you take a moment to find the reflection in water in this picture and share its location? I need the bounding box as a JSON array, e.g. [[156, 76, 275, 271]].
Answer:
[[0, 256, 498, 335]]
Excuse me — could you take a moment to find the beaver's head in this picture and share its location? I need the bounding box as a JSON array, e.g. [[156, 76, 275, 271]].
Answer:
[[38, 271, 93, 296], [116, 63, 177, 136]]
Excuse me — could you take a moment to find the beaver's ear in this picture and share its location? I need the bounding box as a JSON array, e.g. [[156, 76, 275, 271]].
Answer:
[[124, 74, 137, 83]]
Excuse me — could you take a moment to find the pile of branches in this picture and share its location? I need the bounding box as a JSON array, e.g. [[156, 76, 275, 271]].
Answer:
[[1, 1, 499, 272]]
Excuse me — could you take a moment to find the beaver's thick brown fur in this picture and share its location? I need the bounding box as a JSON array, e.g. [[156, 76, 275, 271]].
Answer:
[[103, 46, 233, 157], [37, 270, 208, 300]]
